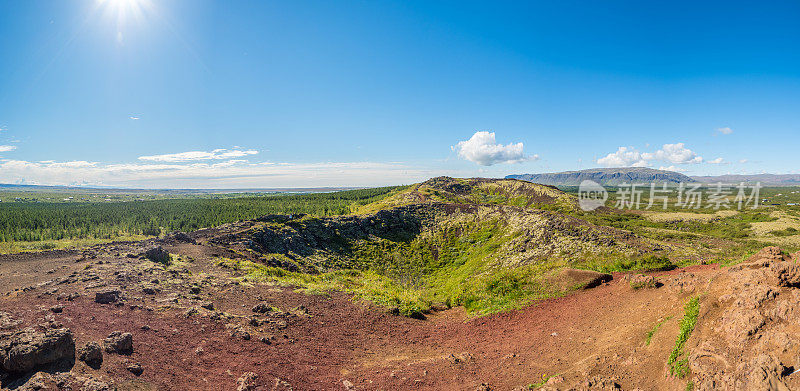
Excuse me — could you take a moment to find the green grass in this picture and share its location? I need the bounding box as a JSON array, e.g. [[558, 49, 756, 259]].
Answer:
[[0, 235, 150, 254], [577, 254, 675, 274], [218, 258, 430, 317], [217, 218, 572, 317], [526, 373, 559, 389], [771, 227, 799, 237], [668, 296, 701, 378], [645, 316, 672, 345]]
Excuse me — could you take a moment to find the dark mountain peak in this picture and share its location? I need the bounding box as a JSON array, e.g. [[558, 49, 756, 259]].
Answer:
[[506, 167, 696, 186]]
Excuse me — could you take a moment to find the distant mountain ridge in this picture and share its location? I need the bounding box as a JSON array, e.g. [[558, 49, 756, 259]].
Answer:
[[506, 168, 696, 186], [690, 174, 800, 186]]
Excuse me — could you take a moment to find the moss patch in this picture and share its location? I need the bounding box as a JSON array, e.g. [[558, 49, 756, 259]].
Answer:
[[668, 296, 700, 378]]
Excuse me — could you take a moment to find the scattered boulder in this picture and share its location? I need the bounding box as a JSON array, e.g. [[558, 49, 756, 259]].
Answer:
[[580, 376, 622, 390], [623, 273, 659, 289], [144, 246, 171, 265], [0, 327, 75, 375], [0, 312, 22, 331], [78, 341, 103, 368], [94, 290, 121, 304], [81, 377, 112, 391], [167, 231, 196, 244], [125, 361, 143, 376], [8, 372, 111, 391], [142, 286, 158, 295], [14, 371, 54, 390], [103, 331, 133, 355], [252, 303, 273, 314], [237, 372, 258, 391], [50, 304, 64, 313]]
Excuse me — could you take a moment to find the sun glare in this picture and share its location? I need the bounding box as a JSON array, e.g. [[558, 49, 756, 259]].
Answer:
[[96, 0, 153, 43]]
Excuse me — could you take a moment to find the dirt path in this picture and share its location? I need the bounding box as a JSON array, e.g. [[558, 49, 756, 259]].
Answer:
[[342, 267, 718, 390]]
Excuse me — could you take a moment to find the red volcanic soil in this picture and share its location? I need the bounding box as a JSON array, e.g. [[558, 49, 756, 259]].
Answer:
[[0, 244, 719, 390]]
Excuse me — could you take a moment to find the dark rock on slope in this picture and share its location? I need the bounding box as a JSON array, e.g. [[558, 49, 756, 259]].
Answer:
[[0, 328, 75, 378], [235, 205, 427, 258]]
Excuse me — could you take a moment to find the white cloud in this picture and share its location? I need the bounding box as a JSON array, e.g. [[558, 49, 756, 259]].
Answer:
[[596, 147, 649, 167], [647, 143, 703, 164], [0, 145, 17, 152], [708, 157, 727, 164], [739, 159, 749, 164], [0, 159, 439, 188], [597, 143, 703, 167], [453, 131, 536, 166], [717, 127, 733, 135], [658, 166, 687, 172], [49, 161, 97, 168], [138, 149, 258, 162], [129, 116, 140, 120]]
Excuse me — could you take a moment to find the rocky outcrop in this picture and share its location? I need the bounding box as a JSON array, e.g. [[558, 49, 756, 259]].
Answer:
[[244, 205, 426, 259], [689, 247, 800, 390], [0, 328, 75, 378], [165, 231, 196, 244], [7, 371, 111, 391], [0, 312, 21, 331]]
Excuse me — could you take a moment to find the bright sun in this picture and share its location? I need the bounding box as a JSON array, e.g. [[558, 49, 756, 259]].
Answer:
[[96, 0, 152, 42], [97, 0, 151, 21]]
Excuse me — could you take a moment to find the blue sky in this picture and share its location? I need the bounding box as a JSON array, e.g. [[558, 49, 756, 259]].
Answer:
[[0, 0, 798, 188]]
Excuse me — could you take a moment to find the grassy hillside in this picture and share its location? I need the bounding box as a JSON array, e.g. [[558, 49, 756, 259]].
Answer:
[[215, 177, 669, 316], [357, 177, 577, 213]]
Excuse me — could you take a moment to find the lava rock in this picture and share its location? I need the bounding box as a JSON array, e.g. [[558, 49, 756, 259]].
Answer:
[[78, 341, 103, 368], [0, 327, 75, 374], [144, 246, 171, 265], [94, 290, 121, 304], [103, 331, 133, 355], [168, 231, 196, 244], [252, 303, 273, 313], [125, 361, 143, 376], [237, 372, 258, 391], [141, 287, 158, 295]]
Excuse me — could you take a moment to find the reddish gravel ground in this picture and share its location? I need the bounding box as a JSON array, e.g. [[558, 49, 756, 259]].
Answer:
[[0, 244, 720, 391]]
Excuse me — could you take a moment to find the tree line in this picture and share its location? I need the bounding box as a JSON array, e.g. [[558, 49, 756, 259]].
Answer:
[[0, 187, 403, 242]]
